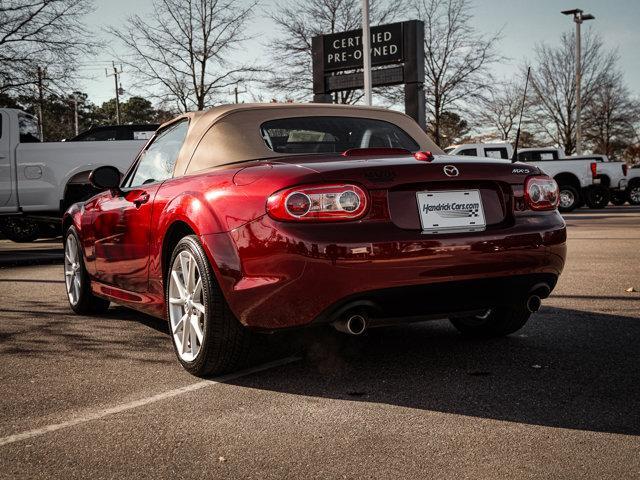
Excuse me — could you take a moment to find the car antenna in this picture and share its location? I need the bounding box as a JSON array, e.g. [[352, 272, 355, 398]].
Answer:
[[512, 66, 531, 163]]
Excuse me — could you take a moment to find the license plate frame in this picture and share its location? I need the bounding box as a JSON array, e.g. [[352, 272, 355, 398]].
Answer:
[[416, 189, 486, 234]]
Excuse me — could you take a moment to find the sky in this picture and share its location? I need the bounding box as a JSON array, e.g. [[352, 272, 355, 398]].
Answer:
[[80, 0, 640, 106]]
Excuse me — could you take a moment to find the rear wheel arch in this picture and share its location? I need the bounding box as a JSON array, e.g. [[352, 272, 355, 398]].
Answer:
[[553, 173, 581, 190], [62, 170, 102, 211], [162, 221, 196, 283]]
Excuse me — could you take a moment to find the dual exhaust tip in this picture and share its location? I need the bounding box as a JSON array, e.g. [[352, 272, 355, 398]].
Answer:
[[332, 313, 367, 336], [332, 290, 546, 336]]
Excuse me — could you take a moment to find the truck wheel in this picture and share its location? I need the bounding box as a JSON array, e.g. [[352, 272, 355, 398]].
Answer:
[[0, 218, 40, 243], [166, 235, 251, 377], [449, 306, 531, 337], [64, 227, 111, 315], [610, 192, 627, 206], [558, 185, 580, 212], [628, 183, 640, 205], [585, 187, 611, 209]]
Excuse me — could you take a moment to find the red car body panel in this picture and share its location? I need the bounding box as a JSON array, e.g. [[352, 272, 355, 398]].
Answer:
[[63, 106, 566, 330], [66, 153, 566, 329]]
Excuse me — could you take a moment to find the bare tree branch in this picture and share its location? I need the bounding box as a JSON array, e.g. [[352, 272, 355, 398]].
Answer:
[[411, 0, 502, 145], [108, 0, 261, 112], [265, 0, 404, 104], [527, 29, 618, 155], [0, 0, 99, 95]]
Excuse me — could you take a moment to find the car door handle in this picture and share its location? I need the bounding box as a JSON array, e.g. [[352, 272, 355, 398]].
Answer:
[[132, 192, 150, 208]]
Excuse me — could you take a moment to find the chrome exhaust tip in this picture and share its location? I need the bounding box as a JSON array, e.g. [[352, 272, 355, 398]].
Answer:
[[333, 313, 367, 335], [526, 295, 542, 313]]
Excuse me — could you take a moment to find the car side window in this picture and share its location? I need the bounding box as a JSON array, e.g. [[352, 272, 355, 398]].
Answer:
[[459, 148, 477, 156], [127, 120, 188, 187], [484, 147, 508, 159]]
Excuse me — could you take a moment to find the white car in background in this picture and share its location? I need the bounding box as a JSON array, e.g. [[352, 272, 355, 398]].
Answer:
[[446, 143, 598, 212], [0, 108, 147, 242]]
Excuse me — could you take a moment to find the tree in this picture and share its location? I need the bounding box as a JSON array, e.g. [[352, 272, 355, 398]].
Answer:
[[411, 0, 501, 146], [475, 78, 523, 141], [267, 0, 403, 104], [96, 97, 175, 125], [0, 0, 98, 95], [583, 71, 639, 158], [527, 30, 617, 155], [431, 111, 469, 147], [108, 0, 259, 112]]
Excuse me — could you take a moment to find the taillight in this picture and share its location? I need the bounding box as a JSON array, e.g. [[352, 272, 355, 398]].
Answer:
[[591, 162, 598, 179], [267, 184, 369, 222], [524, 176, 559, 211], [623, 164, 628, 176]]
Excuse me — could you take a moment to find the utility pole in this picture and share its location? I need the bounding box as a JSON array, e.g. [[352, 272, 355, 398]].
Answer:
[[562, 8, 595, 155], [231, 83, 247, 103], [361, 0, 372, 105], [36, 66, 45, 141], [106, 62, 123, 124], [71, 95, 80, 136]]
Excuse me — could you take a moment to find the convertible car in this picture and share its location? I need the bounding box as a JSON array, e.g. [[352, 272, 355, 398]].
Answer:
[[63, 103, 566, 376]]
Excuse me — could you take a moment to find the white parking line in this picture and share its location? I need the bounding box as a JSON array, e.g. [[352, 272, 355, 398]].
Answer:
[[0, 356, 299, 448]]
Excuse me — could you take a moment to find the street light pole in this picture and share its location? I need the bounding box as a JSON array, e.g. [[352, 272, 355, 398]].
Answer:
[[562, 8, 595, 155], [361, 0, 372, 105]]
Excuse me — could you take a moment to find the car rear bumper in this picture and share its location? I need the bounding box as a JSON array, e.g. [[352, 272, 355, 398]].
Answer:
[[201, 212, 566, 330]]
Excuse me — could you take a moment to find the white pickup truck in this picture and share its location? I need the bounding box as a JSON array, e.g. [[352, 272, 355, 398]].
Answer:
[[445, 143, 625, 211], [0, 108, 146, 241]]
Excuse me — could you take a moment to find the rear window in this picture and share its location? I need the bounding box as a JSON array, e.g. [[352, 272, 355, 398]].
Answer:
[[260, 116, 419, 154], [484, 147, 509, 159], [458, 148, 478, 156], [18, 113, 40, 143], [518, 151, 559, 161]]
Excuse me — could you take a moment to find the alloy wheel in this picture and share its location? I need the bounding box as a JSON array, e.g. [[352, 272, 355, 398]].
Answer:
[[168, 250, 205, 362], [630, 186, 640, 204], [559, 190, 575, 209], [64, 235, 82, 306]]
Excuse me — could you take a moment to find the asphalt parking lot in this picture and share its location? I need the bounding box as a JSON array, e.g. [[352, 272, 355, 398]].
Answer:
[[0, 207, 639, 479]]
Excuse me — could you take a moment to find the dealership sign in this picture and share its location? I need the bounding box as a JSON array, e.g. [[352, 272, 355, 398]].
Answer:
[[312, 20, 426, 129], [323, 23, 403, 71]]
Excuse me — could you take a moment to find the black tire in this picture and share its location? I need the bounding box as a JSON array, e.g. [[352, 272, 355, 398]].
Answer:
[[627, 182, 640, 206], [557, 185, 580, 212], [166, 235, 251, 377], [585, 186, 611, 209], [0, 218, 40, 242], [64, 227, 110, 315], [449, 305, 531, 337], [610, 192, 627, 206]]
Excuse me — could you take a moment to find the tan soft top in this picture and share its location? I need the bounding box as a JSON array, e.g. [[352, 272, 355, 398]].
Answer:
[[167, 103, 443, 176]]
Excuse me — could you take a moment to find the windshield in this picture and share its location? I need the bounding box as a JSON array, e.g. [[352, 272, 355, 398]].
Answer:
[[260, 116, 420, 154], [18, 113, 41, 143]]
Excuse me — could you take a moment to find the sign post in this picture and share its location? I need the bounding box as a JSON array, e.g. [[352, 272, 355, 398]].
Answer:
[[312, 20, 426, 130], [361, 0, 372, 105]]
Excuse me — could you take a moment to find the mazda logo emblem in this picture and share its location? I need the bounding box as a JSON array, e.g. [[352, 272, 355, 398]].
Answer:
[[443, 165, 459, 177]]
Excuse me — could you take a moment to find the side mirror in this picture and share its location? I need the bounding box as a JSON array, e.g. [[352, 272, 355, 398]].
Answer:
[[89, 166, 122, 195]]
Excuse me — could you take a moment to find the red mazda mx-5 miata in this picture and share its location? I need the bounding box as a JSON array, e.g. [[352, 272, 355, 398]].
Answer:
[[63, 103, 566, 376]]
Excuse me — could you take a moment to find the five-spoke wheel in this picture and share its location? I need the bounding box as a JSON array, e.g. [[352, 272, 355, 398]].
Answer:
[[64, 233, 82, 306], [165, 235, 251, 377], [63, 226, 110, 314], [168, 250, 206, 362]]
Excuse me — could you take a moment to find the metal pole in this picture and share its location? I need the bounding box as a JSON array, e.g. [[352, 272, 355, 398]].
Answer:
[[73, 98, 79, 136], [361, 0, 372, 105], [575, 17, 582, 155], [113, 62, 121, 125], [37, 66, 44, 141]]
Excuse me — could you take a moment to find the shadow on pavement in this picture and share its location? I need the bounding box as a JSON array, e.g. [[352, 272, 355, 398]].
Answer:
[[2, 300, 638, 436], [230, 306, 640, 437]]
